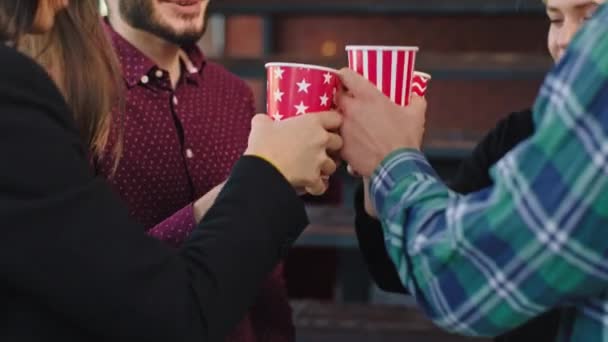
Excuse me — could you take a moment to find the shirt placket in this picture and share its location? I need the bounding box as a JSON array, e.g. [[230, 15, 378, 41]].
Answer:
[[151, 67, 197, 200]]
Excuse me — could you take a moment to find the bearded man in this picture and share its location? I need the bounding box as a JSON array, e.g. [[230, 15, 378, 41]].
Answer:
[[100, 1, 294, 341]]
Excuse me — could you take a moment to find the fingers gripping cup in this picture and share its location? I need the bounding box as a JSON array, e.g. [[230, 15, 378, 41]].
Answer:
[[346, 45, 418, 106], [265, 62, 341, 121], [265, 63, 342, 196], [411, 71, 431, 97]]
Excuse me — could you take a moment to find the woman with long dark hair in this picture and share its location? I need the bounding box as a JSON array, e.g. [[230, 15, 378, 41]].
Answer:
[[0, 1, 343, 341]]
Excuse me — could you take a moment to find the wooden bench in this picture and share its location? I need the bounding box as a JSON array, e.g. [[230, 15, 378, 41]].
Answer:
[[293, 301, 491, 342]]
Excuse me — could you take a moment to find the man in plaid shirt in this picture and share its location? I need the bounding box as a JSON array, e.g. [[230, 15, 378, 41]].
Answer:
[[337, 3, 608, 341]]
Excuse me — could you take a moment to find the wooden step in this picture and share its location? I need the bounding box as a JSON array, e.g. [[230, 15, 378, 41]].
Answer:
[[292, 300, 492, 342]]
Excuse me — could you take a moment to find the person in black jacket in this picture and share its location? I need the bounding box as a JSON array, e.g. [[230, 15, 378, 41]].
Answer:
[[0, 1, 343, 341], [353, 1, 602, 341]]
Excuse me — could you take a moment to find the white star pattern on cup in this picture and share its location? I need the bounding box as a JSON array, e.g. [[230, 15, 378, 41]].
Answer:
[[274, 88, 284, 102], [296, 79, 312, 93], [320, 93, 330, 106], [272, 112, 283, 121], [323, 72, 333, 84], [295, 101, 309, 115], [274, 67, 285, 80]]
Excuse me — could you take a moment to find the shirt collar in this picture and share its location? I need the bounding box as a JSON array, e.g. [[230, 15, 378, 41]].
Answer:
[[103, 20, 207, 88]]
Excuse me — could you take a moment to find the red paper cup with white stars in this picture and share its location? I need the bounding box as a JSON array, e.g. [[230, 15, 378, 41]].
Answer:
[[346, 45, 418, 106], [411, 71, 431, 97], [265, 62, 341, 121]]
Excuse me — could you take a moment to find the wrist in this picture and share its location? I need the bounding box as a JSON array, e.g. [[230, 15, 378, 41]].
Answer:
[[243, 150, 288, 182], [192, 200, 206, 223], [362, 178, 378, 218], [378, 143, 419, 164], [192, 182, 225, 223]]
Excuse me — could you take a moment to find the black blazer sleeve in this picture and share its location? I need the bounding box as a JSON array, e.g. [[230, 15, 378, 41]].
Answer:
[[353, 110, 534, 295], [0, 46, 307, 341]]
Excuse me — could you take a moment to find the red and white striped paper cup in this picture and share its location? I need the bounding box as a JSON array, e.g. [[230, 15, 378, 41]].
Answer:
[[411, 71, 431, 97], [346, 45, 418, 106], [265, 62, 340, 121]]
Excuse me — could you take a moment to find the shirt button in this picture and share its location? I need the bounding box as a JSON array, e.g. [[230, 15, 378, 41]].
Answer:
[[173, 96, 179, 106], [155, 70, 164, 78], [186, 149, 194, 159], [140, 75, 149, 84]]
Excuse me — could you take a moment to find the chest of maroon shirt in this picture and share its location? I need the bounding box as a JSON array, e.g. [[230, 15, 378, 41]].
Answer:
[[97, 26, 253, 230]]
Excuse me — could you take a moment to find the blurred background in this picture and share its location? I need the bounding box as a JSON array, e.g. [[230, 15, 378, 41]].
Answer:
[[103, 1, 551, 340]]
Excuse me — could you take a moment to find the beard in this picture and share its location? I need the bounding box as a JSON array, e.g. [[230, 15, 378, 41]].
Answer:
[[118, 0, 207, 46]]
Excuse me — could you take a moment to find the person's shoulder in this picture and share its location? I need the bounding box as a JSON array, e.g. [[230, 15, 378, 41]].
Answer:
[[498, 109, 534, 135], [203, 61, 253, 96], [0, 44, 48, 81], [0, 45, 76, 134], [0, 44, 65, 104], [0, 43, 33, 67], [476, 108, 534, 162], [509, 108, 533, 122]]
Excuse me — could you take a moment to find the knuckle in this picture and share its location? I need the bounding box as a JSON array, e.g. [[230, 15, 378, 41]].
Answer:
[[326, 163, 337, 175], [334, 134, 344, 148], [303, 172, 315, 183], [307, 176, 319, 186], [252, 114, 269, 126], [312, 114, 323, 124], [320, 131, 330, 144]]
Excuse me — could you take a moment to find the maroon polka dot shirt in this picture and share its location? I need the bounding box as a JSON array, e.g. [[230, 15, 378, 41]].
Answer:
[[95, 23, 294, 342]]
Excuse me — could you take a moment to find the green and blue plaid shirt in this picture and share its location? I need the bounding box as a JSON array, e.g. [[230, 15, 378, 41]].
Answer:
[[370, 4, 608, 341]]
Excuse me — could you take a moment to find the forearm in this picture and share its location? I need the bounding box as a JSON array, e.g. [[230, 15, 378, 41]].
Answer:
[[371, 149, 608, 337], [193, 182, 225, 222], [181, 156, 308, 340], [146, 204, 197, 248], [146, 183, 226, 248], [6, 153, 306, 341]]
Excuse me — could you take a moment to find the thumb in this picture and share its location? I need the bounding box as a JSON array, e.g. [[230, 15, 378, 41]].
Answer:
[[317, 111, 343, 131], [305, 177, 328, 196], [338, 68, 379, 99], [251, 113, 272, 127]]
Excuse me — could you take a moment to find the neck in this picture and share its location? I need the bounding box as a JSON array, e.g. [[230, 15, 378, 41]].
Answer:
[[109, 16, 182, 87]]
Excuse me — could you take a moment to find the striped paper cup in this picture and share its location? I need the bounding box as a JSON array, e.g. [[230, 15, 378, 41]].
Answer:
[[346, 45, 418, 106], [411, 71, 431, 97]]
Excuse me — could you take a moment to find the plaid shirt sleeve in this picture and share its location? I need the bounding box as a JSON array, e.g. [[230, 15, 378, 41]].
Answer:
[[369, 4, 608, 338]]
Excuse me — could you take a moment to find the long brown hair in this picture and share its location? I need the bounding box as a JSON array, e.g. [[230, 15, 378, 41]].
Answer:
[[20, 1, 124, 166], [0, 0, 39, 43]]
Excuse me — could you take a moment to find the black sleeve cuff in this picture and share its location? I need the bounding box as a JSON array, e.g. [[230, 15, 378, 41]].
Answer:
[[227, 156, 309, 255]]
